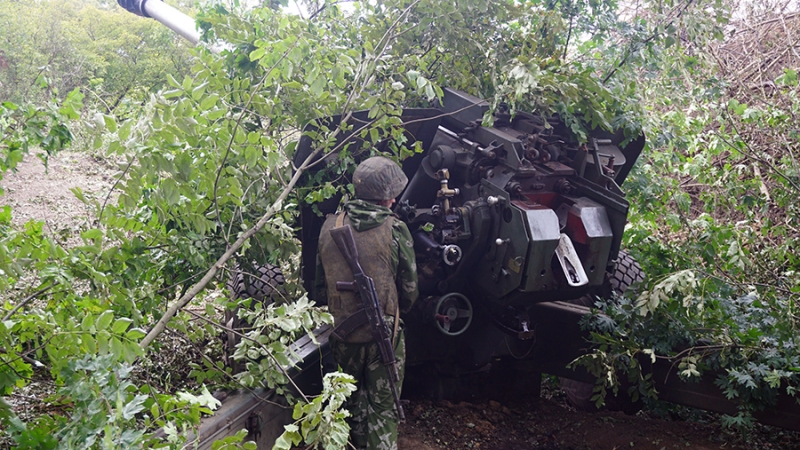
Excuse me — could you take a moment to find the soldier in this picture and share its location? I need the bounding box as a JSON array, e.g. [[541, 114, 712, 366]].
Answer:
[[315, 156, 418, 450]]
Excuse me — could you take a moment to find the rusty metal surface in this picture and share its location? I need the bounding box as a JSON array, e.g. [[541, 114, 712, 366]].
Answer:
[[186, 325, 332, 449]]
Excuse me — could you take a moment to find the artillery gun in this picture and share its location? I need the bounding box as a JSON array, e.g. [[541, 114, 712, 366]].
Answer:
[[116, 0, 645, 362], [116, 0, 800, 445], [292, 92, 645, 385]]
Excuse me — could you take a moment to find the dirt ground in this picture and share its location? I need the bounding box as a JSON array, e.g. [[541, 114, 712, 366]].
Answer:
[[398, 391, 800, 450], [3, 151, 800, 449], [1, 149, 114, 232]]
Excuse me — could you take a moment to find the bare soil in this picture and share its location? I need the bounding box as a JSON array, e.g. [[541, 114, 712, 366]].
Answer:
[[1, 150, 114, 235], [398, 387, 800, 450]]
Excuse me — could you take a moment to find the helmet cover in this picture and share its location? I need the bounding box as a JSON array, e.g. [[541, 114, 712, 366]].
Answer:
[[352, 156, 408, 201]]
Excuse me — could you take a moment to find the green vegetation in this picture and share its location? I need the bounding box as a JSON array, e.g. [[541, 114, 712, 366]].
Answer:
[[574, 8, 800, 425], [0, 0, 798, 448], [0, 0, 193, 111]]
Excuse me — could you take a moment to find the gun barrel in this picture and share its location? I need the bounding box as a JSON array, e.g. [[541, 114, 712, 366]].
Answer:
[[118, 0, 200, 44]]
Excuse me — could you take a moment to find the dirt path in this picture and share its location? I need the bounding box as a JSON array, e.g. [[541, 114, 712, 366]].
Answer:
[[1, 150, 114, 231]]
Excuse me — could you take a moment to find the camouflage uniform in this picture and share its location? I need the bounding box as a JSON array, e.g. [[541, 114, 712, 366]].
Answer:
[[330, 319, 406, 450], [315, 158, 418, 450]]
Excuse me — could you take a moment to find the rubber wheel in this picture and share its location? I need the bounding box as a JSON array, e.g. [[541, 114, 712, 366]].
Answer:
[[568, 250, 644, 307], [562, 250, 644, 413], [223, 263, 285, 371], [608, 250, 646, 296], [226, 263, 285, 302]]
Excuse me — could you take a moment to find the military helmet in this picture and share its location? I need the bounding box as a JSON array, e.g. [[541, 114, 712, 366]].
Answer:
[[352, 156, 408, 201]]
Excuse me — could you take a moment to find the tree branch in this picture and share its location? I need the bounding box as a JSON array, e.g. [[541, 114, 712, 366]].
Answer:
[[212, 40, 301, 242], [602, 0, 694, 84], [3, 284, 56, 322], [716, 118, 800, 193], [142, 0, 422, 350], [99, 155, 136, 222], [182, 308, 311, 403]]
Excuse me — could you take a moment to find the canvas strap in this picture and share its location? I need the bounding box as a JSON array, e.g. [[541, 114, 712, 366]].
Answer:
[[335, 211, 346, 228]]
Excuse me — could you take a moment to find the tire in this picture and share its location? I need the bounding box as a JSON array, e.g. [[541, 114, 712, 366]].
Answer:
[[562, 250, 644, 412], [222, 262, 285, 371], [608, 250, 646, 296], [569, 250, 644, 307], [226, 263, 286, 302]]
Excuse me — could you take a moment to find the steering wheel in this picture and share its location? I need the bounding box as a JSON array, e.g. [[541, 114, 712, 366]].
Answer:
[[433, 293, 473, 336]]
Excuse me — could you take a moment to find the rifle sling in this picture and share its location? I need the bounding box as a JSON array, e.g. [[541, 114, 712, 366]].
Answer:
[[392, 302, 400, 345], [332, 308, 401, 343], [331, 308, 369, 341]]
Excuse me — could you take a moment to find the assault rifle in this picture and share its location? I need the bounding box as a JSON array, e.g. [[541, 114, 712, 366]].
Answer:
[[329, 224, 405, 421]]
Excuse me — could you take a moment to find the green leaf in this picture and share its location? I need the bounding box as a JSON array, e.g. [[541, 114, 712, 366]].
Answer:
[[244, 145, 261, 167], [234, 127, 246, 144], [81, 313, 94, 332], [310, 77, 325, 97], [121, 394, 147, 420], [112, 317, 133, 334], [123, 341, 143, 362], [292, 401, 303, 420], [126, 328, 146, 340], [192, 82, 209, 101], [83, 333, 97, 354], [111, 336, 125, 359], [97, 331, 110, 354], [96, 311, 114, 331], [273, 424, 302, 450], [81, 228, 103, 241], [119, 120, 132, 141], [163, 89, 183, 99], [250, 47, 266, 61], [103, 115, 117, 132], [162, 179, 180, 206], [200, 94, 218, 111], [166, 73, 180, 88], [206, 109, 226, 121]]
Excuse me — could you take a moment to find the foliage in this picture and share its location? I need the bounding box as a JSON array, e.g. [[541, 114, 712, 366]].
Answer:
[[4, 354, 221, 449], [209, 429, 257, 449], [274, 371, 356, 450], [3, 0, 800, 447], [569, 0, 800, 427], [3, 0, 447, 447], [0, 89, 83, 192], [233, 296, 332, 389], [0, 0, 192, 113], [575, 269, 799, 427]]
